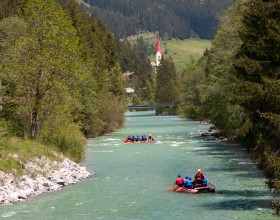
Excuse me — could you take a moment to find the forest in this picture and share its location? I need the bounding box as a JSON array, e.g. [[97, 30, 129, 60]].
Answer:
[[177, 0, 280, 197], [81, 0, 232, 39], [0, 0, 127, 162], [0, 0, 160, 163], [1, 0, 280, 208]]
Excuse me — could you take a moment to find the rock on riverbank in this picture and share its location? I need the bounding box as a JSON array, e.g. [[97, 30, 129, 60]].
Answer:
[[0, 156, 95, 204]]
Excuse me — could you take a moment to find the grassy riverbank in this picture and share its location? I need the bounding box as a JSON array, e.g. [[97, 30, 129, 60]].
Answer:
[[0, 137, 60, 175]]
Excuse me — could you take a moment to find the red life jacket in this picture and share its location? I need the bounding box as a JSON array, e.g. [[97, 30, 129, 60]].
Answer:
[[176, 177, 183, 185], [196, 172, 202, 181]]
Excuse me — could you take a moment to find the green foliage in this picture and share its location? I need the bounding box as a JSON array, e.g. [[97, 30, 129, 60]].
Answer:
[[38, 118, 86, 163], [0, 119, 24, 138], [66, 0, 126, 137], [0, 0, 127, 164], [155, 56, 180, 113], [94, 92, 125, 134], [179, 61, 204, 119], [179, 0, 280, 195], [136, 37, 155, 56], [232, 0, 280, 154], [179, 2, 245, 139], [132, 93, 141, 105], [259, 150, 280, 182], [1, 0, 82, 139], [117, 39, 155, 104], [0, 0, 26, 18], [0, 157, 24, 175]]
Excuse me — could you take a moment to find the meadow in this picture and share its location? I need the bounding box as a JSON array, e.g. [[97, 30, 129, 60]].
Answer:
[[150, 38, 212, 71]]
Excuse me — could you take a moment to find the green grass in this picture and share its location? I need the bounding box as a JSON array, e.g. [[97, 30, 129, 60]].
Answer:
[[150, 38, 212, 71], [0, 137, 61, 175]]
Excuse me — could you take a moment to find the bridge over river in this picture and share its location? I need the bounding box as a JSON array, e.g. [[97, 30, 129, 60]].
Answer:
[[127, 105, 156, 111]]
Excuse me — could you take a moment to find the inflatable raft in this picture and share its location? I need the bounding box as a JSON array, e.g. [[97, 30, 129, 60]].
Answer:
[[173, 185, 216, 193], [167, 184, 216, 194], [123, 139, 155, 143]]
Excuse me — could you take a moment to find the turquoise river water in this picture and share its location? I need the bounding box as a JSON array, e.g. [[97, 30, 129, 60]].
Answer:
[[0, 111, 278, 219]]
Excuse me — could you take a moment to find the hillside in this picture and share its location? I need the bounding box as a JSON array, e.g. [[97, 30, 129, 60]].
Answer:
[[80, 0, 232, 40], [150, 38, 212, 71]]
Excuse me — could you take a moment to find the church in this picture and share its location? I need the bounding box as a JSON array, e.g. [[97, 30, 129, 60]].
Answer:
[[151, 34, 162, 67]]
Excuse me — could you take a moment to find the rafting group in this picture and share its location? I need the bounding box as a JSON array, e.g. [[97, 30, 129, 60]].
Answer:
[[123, 132, 155, 143], [167, 169, 217, 194]]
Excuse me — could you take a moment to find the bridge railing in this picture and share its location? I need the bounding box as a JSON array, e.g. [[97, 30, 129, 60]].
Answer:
[[127, 105, 156, 110]]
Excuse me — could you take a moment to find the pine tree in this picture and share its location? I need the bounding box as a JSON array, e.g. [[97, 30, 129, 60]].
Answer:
[[233, 0, 280, 152], [66, 0, 125, 136], [155, 56, 180, 114]]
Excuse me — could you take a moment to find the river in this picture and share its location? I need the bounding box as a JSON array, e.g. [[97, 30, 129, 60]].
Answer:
[[0, 111, 277, 219]]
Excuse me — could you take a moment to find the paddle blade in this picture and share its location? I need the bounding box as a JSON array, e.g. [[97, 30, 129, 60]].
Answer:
[[166, 186, 173, 190], [175, 187, 182, 192]]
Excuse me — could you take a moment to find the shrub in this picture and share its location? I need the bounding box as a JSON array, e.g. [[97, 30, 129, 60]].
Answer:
[[38, 119, 86, 163]]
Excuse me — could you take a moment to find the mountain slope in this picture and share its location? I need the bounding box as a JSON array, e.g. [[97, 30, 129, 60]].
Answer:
[[80, 0, 232, 39]]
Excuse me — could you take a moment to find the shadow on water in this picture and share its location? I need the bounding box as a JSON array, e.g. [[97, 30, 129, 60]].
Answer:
[[202, 197, 271, 210], [218, 189, 270, 197], [189, 145, 248, 159]]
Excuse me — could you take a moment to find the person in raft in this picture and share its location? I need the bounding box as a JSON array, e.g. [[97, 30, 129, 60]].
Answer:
[[141, 135, 147, 141], [193, 169, 205, 186], [183, 176, 193, 189], [175, 174, 184, 187], [131, 135, 136, 141], [148, 132, 153, 141]]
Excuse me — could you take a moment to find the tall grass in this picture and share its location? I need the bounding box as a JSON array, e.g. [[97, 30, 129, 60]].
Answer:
[[0, 137, 60, 175]]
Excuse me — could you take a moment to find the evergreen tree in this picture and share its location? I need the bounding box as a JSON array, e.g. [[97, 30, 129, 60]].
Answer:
[[66, 0, 125, 137], [195, 2, 245, 136], [116, 39, 155, 105], [81, 0, 232, 39], [155, 56, 180, 114], [233, 0, 280, 154]]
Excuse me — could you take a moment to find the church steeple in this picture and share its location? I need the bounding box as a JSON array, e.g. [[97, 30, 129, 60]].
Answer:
[[156, 34, 162, 67]]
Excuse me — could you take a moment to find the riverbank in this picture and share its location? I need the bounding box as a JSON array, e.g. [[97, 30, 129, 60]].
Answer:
[[0, 155, 95, 204]]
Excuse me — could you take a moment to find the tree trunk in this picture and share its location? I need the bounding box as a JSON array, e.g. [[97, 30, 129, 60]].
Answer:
[[30, 108, 38, 139], [30, 70, 42, 139]]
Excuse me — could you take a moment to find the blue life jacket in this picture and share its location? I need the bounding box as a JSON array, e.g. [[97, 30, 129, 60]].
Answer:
[[184, 179, 193, 187], [202, 179, 207, 186]]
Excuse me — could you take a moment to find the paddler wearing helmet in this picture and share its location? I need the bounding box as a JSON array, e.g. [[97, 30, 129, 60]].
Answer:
[[193, 168, 205, 186], [175, 174, 184, 187]]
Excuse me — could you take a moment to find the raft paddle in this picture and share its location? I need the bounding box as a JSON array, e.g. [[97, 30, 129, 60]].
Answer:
[[175, 187, 182, 192], [205, 177, 222, 194], [166, 185, 174, 190]]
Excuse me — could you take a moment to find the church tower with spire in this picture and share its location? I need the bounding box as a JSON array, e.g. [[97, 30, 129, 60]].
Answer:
[[155, 34, 162, 67]]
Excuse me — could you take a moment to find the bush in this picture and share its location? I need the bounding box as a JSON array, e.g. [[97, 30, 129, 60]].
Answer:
[[38, 119, 86, 163], [0, 119, 25, 138]]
